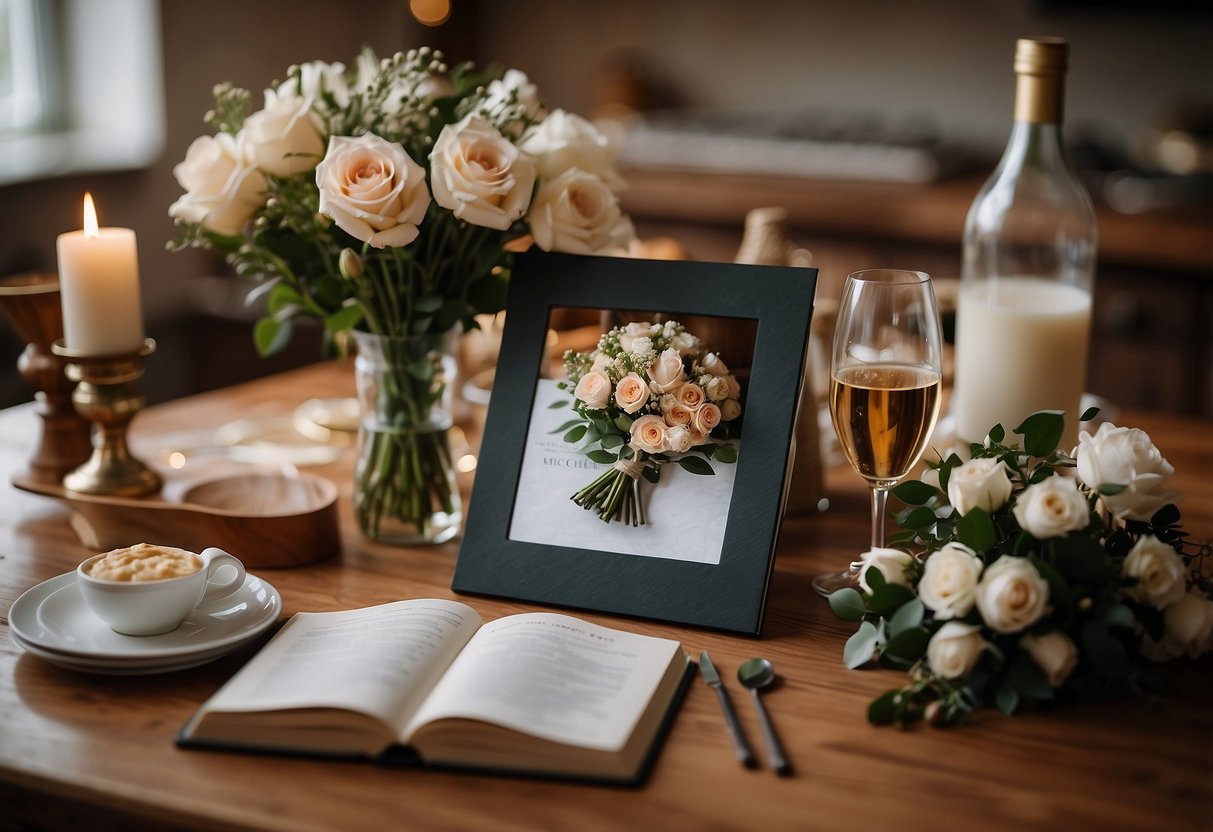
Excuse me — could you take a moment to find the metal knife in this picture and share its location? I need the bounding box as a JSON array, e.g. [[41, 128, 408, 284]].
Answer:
[[699, 650, 757, 767]]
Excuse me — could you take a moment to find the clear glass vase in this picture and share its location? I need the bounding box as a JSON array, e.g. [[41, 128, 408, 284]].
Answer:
[[352, 328, 461, 545]]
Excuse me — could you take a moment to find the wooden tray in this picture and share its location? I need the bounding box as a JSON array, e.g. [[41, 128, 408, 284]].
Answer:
[[13, 471, 340, 569]]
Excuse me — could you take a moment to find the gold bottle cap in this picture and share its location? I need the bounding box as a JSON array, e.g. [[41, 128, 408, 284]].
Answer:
[[1013, 36, 1068, 124]]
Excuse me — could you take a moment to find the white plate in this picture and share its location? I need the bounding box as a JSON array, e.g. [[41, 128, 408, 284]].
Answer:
[[9, 630, 257, 675], [10, 572, 281, 663]]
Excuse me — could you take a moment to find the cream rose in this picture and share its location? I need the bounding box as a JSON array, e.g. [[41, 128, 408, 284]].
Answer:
[[528, 168, 635, 255], [590, 352, 612, 372], [648, 347, 686, 394], [947, 458, 1013, 516], [1019, 631, 1079, 687], [277, 60, 349, 108], [676, 383, 706, 410], [918, 542, 983, 620], [1012, 476, 1090, 539], [670, 330, 699, 355], [518, 109, 623, 188], [927, 622, 985, 680], [430, 115, 536, 230], [705, 376, 730, 402], [663, 425, 695, 454], [618, 322, 656, 354], [630, 336, 653, 357], [1122, 535, 1187, 609], [1076, 422, 1176, 521], [481, 68, 544, 134], [315, 133, 430, 248], [1163, 592, 1213, 658], [857, 547, 915, 594], [694, 402, 722, 435], [169, 132, 267, 235], [720, 399, 742, 421], [701, 353, 730, 377], [573, 370, 611, 410], [974, 555, 1050, 634], [629, 414, 666, 455], [614, 372, 649, 414], [244, 89, 325, 177]]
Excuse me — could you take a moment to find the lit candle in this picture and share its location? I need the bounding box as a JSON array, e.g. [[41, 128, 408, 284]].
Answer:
[[56, 193, 145, 355]]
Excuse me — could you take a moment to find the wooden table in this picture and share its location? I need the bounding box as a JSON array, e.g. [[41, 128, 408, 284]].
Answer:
[[2, 362, 1211, 832]]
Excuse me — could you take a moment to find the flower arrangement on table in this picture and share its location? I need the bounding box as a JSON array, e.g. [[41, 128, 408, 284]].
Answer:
[[556, 320, 743, 525], [828, 410, 1212, 727], [166, 47, 635, 542]]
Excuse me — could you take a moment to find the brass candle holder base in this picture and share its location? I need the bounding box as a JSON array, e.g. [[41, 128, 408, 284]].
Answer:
[[52, 338, 162, 497]]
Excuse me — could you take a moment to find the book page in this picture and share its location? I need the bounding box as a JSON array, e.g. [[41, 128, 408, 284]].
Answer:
[[201, 599, 481, 731], [402, 613, 682, 751]]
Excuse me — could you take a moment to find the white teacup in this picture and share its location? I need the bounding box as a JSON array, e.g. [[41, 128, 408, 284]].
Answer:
[[76, 544, 246, 636]]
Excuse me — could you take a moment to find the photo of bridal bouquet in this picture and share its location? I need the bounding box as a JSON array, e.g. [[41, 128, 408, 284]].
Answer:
[[166, 47, 635, 543], [829, 410, 1211, 727], [555, 320, 744, 526]]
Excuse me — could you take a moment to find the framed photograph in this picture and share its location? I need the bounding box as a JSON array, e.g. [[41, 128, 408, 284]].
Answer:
[[453, 251, 817, 634]]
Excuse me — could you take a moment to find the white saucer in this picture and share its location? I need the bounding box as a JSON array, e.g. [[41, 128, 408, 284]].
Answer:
[[9, 572, 281, 674]]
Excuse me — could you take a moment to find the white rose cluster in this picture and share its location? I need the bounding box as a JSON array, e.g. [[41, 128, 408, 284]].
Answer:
[[1076, 422, 1176, 521], [170, 53, 635, 257]]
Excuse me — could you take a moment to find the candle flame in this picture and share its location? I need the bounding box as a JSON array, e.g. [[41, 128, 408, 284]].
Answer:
[[83, 193, 99, 238]]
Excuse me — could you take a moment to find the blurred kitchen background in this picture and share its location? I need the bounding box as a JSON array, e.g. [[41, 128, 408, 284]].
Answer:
[[1, 0, 1210, 415]]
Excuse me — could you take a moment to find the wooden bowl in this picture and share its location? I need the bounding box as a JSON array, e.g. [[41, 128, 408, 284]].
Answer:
[[13, 472, 340, 569]]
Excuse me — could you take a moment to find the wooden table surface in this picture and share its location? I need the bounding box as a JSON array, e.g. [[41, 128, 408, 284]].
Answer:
[[1, 362, 1210, 832]]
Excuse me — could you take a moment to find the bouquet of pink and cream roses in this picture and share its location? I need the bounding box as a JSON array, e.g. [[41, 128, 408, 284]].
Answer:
[[167, 47, 635, 542], [555, 320, 743, 525], [829, 410, 1211, 727]]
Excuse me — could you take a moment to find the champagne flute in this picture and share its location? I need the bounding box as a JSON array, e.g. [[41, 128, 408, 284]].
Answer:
[[813, 269, 943, 596]]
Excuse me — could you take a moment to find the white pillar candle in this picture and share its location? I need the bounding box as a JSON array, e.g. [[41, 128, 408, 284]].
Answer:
[[56, 193, 145, 356]]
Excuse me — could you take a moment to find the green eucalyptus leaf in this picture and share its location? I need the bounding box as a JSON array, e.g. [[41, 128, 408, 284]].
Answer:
[[888, 598, 925, 636], [324, 304, 363, 335], [563, 425, 588, 443], [614, 415, 634, 432], [641, 465, 660, 484], [266, 282, 303, 314], [1079, 406, 1101, 422], [586, 450, 617, 465], [882, 625, 930, 663], [1101, 603, 1136, 630], [987, 423, 1006, 443], [865, 564, 886, 590], [548, 399, 571, 410], [893, 479, 937, 505], [828, 588, 867, 621], [550, 418, 585, 434], [904, 506, 939, 531], [600, 434, 625, 450], [714, 444, 738, 464], [1015, 411, 1065, 458], [844, 621, 881, 669], [867, 583, 915, 617], [677, 456, 715, 476], [1097, 483, 1127, 496], [956, 507, 996, 553]]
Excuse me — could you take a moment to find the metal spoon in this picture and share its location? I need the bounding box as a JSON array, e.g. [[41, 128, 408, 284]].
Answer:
[[737, 658, 791, 775]]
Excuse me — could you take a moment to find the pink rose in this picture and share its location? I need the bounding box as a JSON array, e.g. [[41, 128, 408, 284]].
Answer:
[[573, 370, 611, 410], [676, 383, 706, 409], [694, 402, 722, 434], [630, 415, 666, 454], [663, 425, 695, 454], [720, 399, 742, 421], [664, 404, 695, 428], [614, 372, 649, 414]]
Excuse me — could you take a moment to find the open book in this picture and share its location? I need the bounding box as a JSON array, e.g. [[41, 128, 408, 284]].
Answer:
[[179, 599, 691, 784]]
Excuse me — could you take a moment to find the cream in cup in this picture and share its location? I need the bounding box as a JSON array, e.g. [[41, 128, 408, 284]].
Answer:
[[77, 543, 246, 636]]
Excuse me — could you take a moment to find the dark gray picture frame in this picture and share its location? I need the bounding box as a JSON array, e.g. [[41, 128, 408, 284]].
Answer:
[[452, 250, 818, 634]]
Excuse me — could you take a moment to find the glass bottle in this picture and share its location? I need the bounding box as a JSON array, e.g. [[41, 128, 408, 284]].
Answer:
[[953, 36, 1097, 449]]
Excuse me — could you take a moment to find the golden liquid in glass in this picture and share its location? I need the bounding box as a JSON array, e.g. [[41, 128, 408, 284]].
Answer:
[[830, 364, 941, 486]]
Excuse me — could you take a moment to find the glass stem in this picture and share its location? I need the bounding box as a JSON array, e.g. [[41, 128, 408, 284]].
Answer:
[[870, 485, 889, 549]]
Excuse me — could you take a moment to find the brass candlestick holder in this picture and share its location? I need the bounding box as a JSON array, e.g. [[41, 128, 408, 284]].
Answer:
[[0, 272, 93, 483], [52, 337, 162, 497]]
